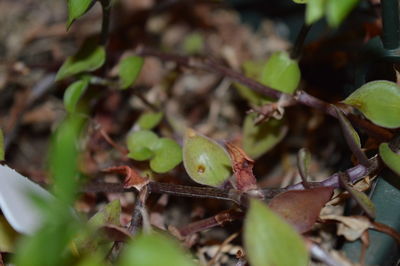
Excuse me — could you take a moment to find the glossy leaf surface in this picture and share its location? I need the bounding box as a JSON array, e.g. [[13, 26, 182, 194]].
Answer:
[[56, 41, 105, 81], [379, 142, 400, 175], [343, 80, 400, 128], [244, 199, 309, 266], [183, 129, 231, 187], [119, 232, 196, 266], [261, 51, 300, 94], [118, 56, 144, 89], [63, 78, 89, 113], [243, 114, 288, 159], [268, 187, 334, 233]]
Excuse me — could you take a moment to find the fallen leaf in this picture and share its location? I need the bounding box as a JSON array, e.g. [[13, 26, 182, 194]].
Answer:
[[103, 166, 149, 191], [268, 187, 334, 233], [321, 215, 370, 241], [226, 142, 257, 191]]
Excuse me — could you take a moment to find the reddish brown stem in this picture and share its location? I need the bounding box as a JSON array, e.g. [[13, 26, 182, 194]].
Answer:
[[178, 209, 243, 237]]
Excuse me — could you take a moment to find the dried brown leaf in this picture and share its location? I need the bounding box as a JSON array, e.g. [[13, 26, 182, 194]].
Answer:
[[226, 142, 257, 192], [102, 166, 149, 191], [321, 215, 370, 241], [268, 187, 334, 233]]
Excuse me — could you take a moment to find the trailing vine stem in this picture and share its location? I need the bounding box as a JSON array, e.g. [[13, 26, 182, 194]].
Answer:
[[99, 0, 112, 46], [135, 47, 393, 141]]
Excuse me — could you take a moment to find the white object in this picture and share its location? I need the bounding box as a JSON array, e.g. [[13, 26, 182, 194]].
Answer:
[[0, 164, 53, 234]]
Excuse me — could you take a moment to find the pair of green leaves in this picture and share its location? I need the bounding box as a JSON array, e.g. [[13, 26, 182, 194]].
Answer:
[[294, 0, 359, 27], [127, 130, 182, 174]]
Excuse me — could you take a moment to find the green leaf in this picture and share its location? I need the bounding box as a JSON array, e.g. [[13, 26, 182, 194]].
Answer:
[[49, 114, 85, 204], [0, 128, 4, 161], [127, 130, 158, 161], [119, 232, 196, 266], [137, 112, 163, 130], [183, 32, 204, 54], [118, 56, 144, 89], [235, 61, 271, 106], [293, 0, 307, 3], [343, 80, 400, 128], [0, 216, 18, 252], [326, 0, 359, 27], [243, 114, 288, 159], [379, 142, 400, 175], [244, 199, 309, 266], [67, 0, 93, 29], [76, 253, 107, 266], [150, 138, 182, 173], [56, 41, 105, 81], [347, 187, 376, 219], [261, 51, 301, 94], [63, 78, 89, 113], [306, 0, 326, 24], [297, 148, 311, 181], [88, 200, 121, 228], [183, 129, 232, 187]]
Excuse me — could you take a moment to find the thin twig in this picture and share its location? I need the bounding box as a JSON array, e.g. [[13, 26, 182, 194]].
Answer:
[[291, 24, 312, 60], [99, 0, 111, 46]]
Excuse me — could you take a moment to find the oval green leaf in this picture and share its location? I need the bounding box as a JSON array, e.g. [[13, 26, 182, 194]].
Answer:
[[293, 0, 307, 3], [326, 0, 359, 27], [306, 0, 326, 25], [343, 80, 400, 128], [244, 199, 309, 266], [63, 78, 89, 113], [56, 41, 105, 81], [379, 142, 400, 175], [137, 112, 163, 130], [260, 51, 301, 94], [119, 232, 196, 266], [183, 129, 231, 187], [297, 148, 311, 181], [0, 128, 4, 161], [150, 138, 182, 173], [67, 0, 93, 29], [243, 114, 288, 159], [118, 56, 144, 89], [127, 130, 158, 161]]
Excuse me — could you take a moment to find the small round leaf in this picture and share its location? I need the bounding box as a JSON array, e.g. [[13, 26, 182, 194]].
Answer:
[[244, 199, 309, 266], [137, 112, 163, 130], [261, 51, 301, 94], [183, 129, 231, 187], [306, 0, 326, 25], [118, 56, 144, 89], [379, 142, 400, 175], [127, 130, 158, 161], [150, 138, 182, 173], [63, 78, 89, 113], [343, 80, 400, 128], [119, 232, 196, 266]]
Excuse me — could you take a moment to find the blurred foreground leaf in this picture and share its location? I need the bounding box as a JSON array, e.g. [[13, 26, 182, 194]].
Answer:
[[244, 199, 309, 266], [63, 77, 89, 113], [119, 232, 196, 266]]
